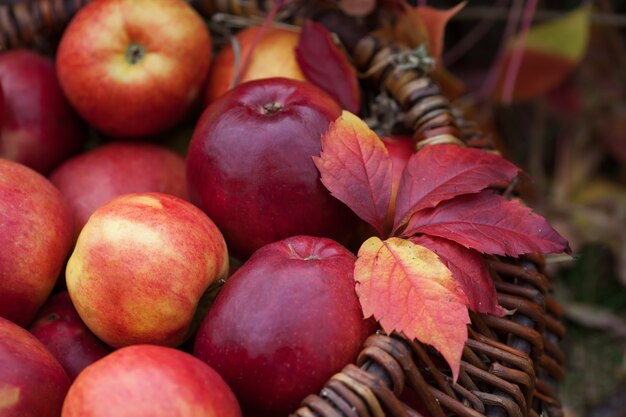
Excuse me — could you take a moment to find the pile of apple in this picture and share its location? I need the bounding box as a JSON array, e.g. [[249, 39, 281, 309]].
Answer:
[[0, 1, 412, 416]]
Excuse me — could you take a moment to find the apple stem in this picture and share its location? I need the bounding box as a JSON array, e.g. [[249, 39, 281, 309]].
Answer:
[[262, 102, 283, 115], [126, 43, 146, 65]]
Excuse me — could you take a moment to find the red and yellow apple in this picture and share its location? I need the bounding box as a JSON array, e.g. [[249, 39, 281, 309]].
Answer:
[[194, 235, 375, 417], [62, 345, 241, 417], [29, 291, 112, 381], [187, 78, 357, 258], [50, 142, 187, 236], [66, 192, 228, 348], [205, 25, 305, 104], [0, 49, 85, 174], [0, 159, 73, 326], [0, 316, 70, 417], [56, 0, 212, 138]]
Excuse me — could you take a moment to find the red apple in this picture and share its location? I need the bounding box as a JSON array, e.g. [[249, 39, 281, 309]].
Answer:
[[194, 235, 375, 417], [381, 135, 414, 230], [29, 291, 112, 381], [205, 25, 305, 104], [66, 192, 228, 348], [0, 49, 85, 174], [62, 345, 241, 417], [187, 78, 356, 258], [56, 0, 212, 138], [50, 142, 187, 236], [0, 159, 73, 326], [0, 316, 70, 417]]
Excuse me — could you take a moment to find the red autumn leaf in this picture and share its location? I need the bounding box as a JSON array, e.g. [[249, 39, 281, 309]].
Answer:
[[313, 111, 393, 236], [403, 191, 572, 256], [411, 235, 503, 317], [296, 20, 361, 113], [393, 144, 521, 234], [355, 237, 469, 381], [395, 2, 466, 67], [494, 49, 577, 102]]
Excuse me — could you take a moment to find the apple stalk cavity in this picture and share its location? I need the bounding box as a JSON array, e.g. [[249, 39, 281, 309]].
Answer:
[[125, 43, 145, 64]]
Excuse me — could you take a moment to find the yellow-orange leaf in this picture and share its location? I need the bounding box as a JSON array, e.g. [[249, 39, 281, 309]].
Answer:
[[354, 237, 470, 381]]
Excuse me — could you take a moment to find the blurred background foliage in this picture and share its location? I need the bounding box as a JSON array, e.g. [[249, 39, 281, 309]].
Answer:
[[430, 0, 626, 415]]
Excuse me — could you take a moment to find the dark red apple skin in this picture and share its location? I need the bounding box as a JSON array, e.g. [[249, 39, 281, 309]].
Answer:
[[0, 316, 70, 417], [0, 49, 85, 174], [186, 77, 356, 258], [29, 291, 112, 381], [50, 142, 187, 235], [193, 235, 375, 417]]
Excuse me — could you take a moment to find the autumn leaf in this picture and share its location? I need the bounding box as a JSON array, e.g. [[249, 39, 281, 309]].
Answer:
[[296, 20, 361, 113], [393, 144, 521, 234], [494, 4, 591, 102], [411, 235, 503, 317], [395, 2, 466, 67], [313, 111, 393, 236], [355, 237, 469, 381], [403, 191, 572, 256]]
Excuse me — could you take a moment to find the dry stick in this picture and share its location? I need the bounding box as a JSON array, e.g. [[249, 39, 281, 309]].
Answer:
[[455, 7, 624, 27], [528, 100, 548, 203], [501, 0, 539, 105], [476, 0, 524, 101], [232, 0, 288, 86], [596, 0, 626, 83]]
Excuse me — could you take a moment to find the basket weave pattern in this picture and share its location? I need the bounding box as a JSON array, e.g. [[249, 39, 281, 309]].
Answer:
[[0, 2, 566, 417]]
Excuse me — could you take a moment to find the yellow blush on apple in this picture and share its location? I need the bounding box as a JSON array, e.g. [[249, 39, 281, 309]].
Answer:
[[66, 193, 228, 348]]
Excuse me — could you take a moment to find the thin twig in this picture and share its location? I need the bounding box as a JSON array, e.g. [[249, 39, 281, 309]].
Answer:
[[211, 13, 300, 32], [229, 37, 242, 90], [564, 303, 626, 339], [544, 254, 576, 265], [476, 0, 523, 101], [233, 0, 289, 86], [528, 100, 548, 200], [596, 0, 626, 82], [501, 0, 539, 104], [456, 8, 626, 28], [444, 0, 509, 67]]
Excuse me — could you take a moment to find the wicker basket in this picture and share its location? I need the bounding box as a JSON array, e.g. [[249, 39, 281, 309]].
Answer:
[[0, 2, 566, 417]]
